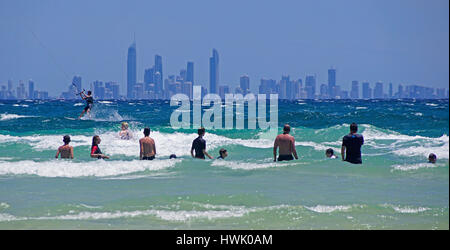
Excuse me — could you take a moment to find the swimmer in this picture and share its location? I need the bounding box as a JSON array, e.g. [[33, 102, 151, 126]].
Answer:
[[428, 153, 437, 164], [191, 128, 213, 160], [341, 123, 364, 164], [139, 127, 156, 160], [55, 135, 74, 159], [273, 124, 298, 162], [169, 154, 177, 159], [326, 148, 338, 159], [78, 90, 94, 119], [217, 148, 228, 159], [119, 122, 133, 140], [90, 135, 109, 159]]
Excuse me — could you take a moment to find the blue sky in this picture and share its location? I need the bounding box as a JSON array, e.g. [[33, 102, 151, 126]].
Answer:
[[0, 0, 448, 95]]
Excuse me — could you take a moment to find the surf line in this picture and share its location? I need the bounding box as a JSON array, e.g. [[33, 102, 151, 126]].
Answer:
[[170, 85, 279, 130]]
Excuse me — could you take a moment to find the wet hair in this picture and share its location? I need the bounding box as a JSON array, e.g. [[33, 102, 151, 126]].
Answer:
[[169, 154, 177, 159], [198, 127, 205, 136], [143, 127, 150, 136], [92, 135, 100, 147], [219, 148, 227, 156], [350, 123, 358, 133], [429, 153, 437, 160], [326, 148, 334, 155], [87, 90, 92, 95], [283, 124, 291, 133], [63, 135, 71, 144], [121, 122, 129, 129]]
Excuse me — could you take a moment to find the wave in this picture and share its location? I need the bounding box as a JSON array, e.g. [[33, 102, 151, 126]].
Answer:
[[391, 162, 445, 172], [0, 159, 181, 178], [0, 113, 36, 121], [211, 159, 301, 170], [304, 205, 353, 213]]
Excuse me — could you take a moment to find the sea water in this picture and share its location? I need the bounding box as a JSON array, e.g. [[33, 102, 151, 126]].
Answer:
[[0, 99, 448, 229]]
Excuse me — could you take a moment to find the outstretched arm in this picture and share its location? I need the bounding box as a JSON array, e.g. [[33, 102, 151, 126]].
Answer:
[[341, 145, 346, 161], [55, 148, 60, 159], [203, 150, 213, 159]]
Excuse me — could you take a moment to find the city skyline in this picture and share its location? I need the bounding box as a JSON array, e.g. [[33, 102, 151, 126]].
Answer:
[[0, 0, 448, 96]]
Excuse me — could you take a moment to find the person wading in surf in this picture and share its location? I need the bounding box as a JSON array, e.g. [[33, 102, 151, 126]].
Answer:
[[55, 135, 74, 159], [341, 123, 364, 164], [191, 128, 213, 160], [273, 124, 298, 162], [78, 90, 94, 119], [90, 135, 109, 159], [139, 127, 156, 160]]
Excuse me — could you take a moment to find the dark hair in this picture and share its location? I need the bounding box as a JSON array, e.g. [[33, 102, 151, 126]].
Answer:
[[429, 153, 437, 160], [326, 148, 334, 155], [283, 124, 290, 133], [144, 127, 150, 136], [169, 154, 177, 159], [350, 123, 358, 133], [198, 127, 205, 136], [92, 135, 100, 147], [87, 90, 92, 95], [63, 135, 71, 144], [219, 148, 227, 156]]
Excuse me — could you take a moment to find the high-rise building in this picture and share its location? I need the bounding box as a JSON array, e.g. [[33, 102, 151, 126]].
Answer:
[[350, 81, 359, 99], [374, 82, 383, 99], [219, 85, 230, 99], [93, 81, 105, 99], [362, 82, 372, 99], [328, 68, 336, 98], [389, 83, 393, 98], [319, 84, 328, 99], [305, 75, 316, 99], [209, 49, 219, 94], [279, 75, 290, 99], [127, 41, 137, 99], [186, 62, 194, 85], [72, 76, 82, 92], [28, 80, 34, 99], [144, 67, 154, 92], [154, 55, 163, 94], [240, 75, 250, 95]]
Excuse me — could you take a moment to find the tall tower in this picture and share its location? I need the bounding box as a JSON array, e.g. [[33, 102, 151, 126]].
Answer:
[[328, 68, 336, 98], [127, 40, 137, 99], [28, 79, 34, 99], [209, 49, 219, 94], [154, 55, 163, 93], [186, 61, 194, 85]]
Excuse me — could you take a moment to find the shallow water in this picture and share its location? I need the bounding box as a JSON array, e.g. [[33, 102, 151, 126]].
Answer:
[[0, 99, 448, 229]]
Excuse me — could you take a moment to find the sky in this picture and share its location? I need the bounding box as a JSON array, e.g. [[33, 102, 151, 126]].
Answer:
[[0, 0, 448, 96]]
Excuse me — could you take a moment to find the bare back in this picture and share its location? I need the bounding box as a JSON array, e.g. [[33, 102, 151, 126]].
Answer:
[[274, 134, 295, 155], [57, 145, 73, 159], [140, 137, 156, 157]]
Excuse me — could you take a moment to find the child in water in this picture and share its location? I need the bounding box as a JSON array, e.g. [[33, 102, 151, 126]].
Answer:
[[91, 135, 110, 159], [55, 135, 74, 159], [119, 122, 133, 140], [326, 148, 338, 159]]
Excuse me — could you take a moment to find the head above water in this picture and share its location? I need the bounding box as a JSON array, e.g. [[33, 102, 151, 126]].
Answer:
[[326, 148, 334, 157], [350, 123, 358, 133], [143, 127, 150, 136], [169, 154, 177, 159], [63, 135, 71, 144], [92, 135, 100, 146], [219, 148, 228, 158], [428, 153, 437, 163], [121, 122, 129, 130], [283, 124, 291, 134], [198, 127, 205, 136]]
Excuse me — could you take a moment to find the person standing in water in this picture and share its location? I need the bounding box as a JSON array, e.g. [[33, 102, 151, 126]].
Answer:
[[428, 153, 437, 164], [139, 127, 156, 160], [119, 122, 133, 140], [341, 123, 364, 164], [273, 124, 298, 162], [78, 90, 94, 119], [90, 135, 109, 159], [55, 135, 74, 159], [191, 128, 213, 160]]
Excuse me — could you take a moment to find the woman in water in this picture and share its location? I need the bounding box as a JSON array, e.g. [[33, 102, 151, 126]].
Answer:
[[90, 135, 110, 159], [119, 122, 133, 140]]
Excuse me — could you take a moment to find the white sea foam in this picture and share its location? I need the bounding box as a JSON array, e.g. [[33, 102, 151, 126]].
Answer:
[[0, 159, 181, 178], [73, 103, 84, 106], [383, 204, 430, 214], [211, 159, 300, 170], [0, 113, 36, 121], [304, 205, 352, 213], [391, 162, 444, 172], [0, 202, 10, 209]]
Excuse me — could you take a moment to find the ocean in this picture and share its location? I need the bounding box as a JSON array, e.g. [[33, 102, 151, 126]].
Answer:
[[0, 99, 448, 229]]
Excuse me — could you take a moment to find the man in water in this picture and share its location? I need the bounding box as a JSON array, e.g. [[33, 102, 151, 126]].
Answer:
[[341, 123, 364, 164], [140, 127, 156, 160], [55, 135, 74, 159], [428, 153, 437, 164], [191, 127, 213, 160], [273, 124, 298, 162], [217, 148, 228, 159], [78, 90, 94, 119], [119, 122, 133, 140], [326, 148, 338, 159]]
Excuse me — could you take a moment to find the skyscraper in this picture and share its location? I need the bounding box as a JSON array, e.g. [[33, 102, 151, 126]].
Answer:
[[328, 68, 336, 98], [72, 76, 82, 92], [28, 80, 34, 99], [362, 82, 372, 99], [350, 81, 359, 99], [209, 49, 219, 94], [186, 61, 194, 85], [127, 41, 137, 99], [389, 83, 393, 98], [374, 82, 383, 99], [240, 75, 250, 95], [305, 75, 316, 99], [154, 55, 163, 94]]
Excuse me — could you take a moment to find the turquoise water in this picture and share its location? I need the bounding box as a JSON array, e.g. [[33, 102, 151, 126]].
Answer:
[[0, 99, 448, 229]]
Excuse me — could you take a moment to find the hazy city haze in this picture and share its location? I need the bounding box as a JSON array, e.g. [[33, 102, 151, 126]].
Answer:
[[0, 0, 448, 96]]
